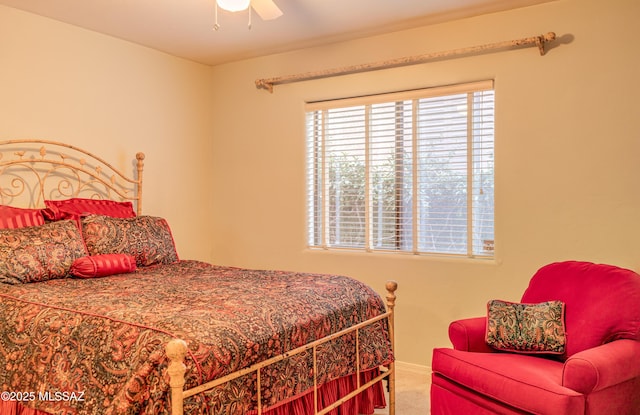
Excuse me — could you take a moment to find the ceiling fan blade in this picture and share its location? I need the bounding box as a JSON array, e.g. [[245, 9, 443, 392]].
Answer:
[[252, 0, 283, 20]]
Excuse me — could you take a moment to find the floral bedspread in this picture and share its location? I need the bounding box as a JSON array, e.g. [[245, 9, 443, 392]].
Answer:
[[0, 260, 393, 415]]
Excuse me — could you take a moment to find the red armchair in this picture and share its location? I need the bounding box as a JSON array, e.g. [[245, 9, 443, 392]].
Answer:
[[431, 261, 640, 415]]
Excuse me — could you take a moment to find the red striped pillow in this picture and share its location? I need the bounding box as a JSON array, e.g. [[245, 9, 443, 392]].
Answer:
[[70, 254, 137, 278], [0, 205, 46, 229], [43, 198, 136, 222]]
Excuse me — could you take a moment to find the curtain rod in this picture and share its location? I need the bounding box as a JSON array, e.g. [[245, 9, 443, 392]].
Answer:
[[255, 32, 556, 93]]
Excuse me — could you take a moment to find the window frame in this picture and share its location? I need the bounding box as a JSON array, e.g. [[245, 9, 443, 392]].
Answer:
[[305, 80, 495, 259]]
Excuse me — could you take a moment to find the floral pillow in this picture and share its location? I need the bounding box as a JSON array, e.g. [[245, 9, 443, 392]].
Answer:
[[0, 220, 88, 284], [486, 299, 566, 354], [0, 205, 46, 229], [81, 215, 179, 267]]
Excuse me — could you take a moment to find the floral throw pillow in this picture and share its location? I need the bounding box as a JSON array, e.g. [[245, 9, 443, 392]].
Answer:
[[0, 220, 88, 284], [486, 299, 566, 354], [81, 215, 179, 267]]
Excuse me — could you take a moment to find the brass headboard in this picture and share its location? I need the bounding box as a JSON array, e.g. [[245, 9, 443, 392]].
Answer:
[[0, 140, 144, 214]]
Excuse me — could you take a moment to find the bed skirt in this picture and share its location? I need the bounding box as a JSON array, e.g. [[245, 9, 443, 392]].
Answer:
[[0, 402, 47, 415], [1, 370, 386, 415]]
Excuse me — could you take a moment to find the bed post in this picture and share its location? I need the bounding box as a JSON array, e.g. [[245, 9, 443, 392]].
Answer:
[[165, 339, 187, 415], [135, 152, 145, 215], [385, 280, 398, 415]]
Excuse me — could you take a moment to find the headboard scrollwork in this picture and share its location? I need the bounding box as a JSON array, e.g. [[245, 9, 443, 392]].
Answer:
[[0, 140, 144, 214]]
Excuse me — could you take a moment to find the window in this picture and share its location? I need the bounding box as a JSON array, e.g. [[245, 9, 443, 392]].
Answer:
[[306, 80, 494, 258]]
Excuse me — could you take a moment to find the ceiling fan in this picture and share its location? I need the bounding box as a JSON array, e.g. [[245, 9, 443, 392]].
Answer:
[[215, 0, 283, 29]]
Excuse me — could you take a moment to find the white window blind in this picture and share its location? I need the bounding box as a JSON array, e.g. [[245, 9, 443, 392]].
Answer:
[[306, 80, 494, 257]]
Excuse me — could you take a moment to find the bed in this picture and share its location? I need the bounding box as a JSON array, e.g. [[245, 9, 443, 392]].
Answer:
[[0, 140, 397, 415]]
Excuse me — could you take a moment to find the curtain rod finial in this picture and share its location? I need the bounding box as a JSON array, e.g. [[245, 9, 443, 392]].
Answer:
[[537, 32, 557, 55], [255, 79, 274, 93]]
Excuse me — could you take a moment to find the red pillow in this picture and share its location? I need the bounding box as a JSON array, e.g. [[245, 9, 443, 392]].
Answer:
[[43, 198, 136, 222], [0, 205, 46, 229], [70, 254, 137, 278]]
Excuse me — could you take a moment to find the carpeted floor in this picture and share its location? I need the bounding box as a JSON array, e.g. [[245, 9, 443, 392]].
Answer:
[[374, 363, 430, 415]]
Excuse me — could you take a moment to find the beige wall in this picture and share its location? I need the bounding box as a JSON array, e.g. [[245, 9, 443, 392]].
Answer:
[[0, 5, 215, 260], [2, 0, 639, 368], [210, 0, 640, 366]]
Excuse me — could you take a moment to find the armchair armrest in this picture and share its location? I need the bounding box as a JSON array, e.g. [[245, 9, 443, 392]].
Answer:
[[563, 339, 640, 394], [448, 317, 493, 353]]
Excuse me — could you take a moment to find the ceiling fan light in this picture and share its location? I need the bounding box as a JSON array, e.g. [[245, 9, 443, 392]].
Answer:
[[217, 0, 251, 12]]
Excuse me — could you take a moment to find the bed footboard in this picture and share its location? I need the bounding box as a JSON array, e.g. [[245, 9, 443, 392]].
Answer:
[[166, 339, 188, 415], [165, 280, 398, 415]]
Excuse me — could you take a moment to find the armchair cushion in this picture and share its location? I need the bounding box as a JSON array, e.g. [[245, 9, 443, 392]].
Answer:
[[432, 347, 584, 415], [486, 299, 566, 354]]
